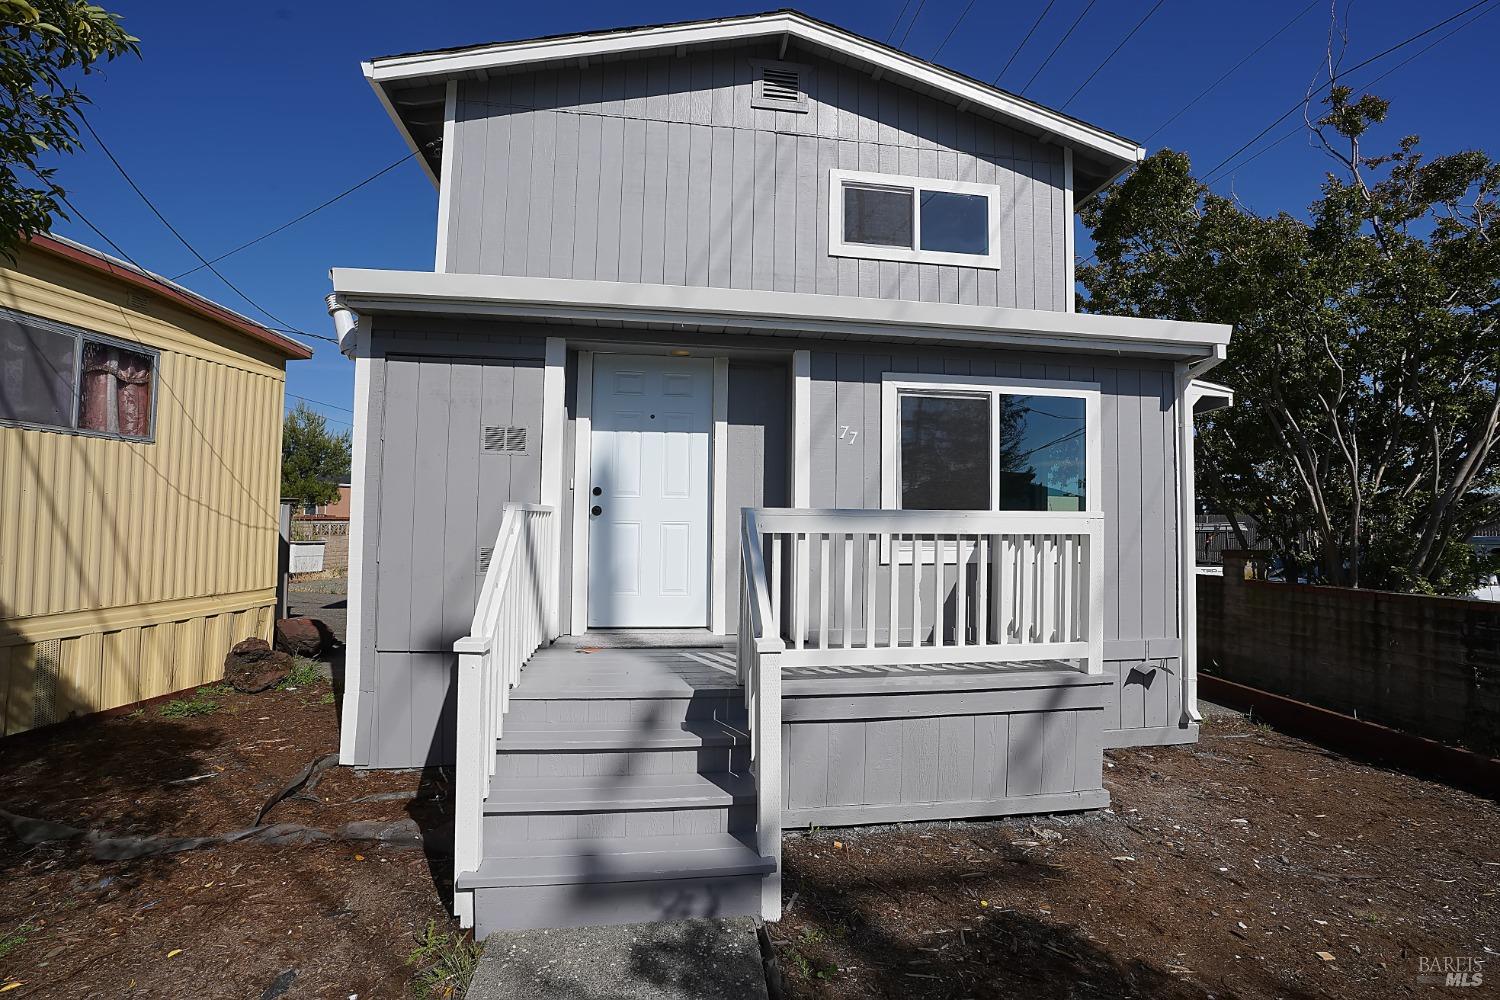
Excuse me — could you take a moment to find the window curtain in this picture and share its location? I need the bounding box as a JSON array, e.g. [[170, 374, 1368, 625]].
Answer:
[[80, 343, 153, 436]]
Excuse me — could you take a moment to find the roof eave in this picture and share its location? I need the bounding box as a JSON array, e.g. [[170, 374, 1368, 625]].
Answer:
[[329, 269, 1230, 361]]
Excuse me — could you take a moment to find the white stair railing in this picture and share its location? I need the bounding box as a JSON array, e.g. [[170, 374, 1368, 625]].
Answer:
[[452, 503, 556, 928], [738, 509, 786, 922]]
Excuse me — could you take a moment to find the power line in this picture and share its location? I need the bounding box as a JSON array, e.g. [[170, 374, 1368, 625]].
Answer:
[[1061, 0, 1168, 110], [884, 0, 916, 43], [77, 113, 334, 346], [992, 0, 1059, 85], [1205, 0, 1499, 186], [1144, 0, 1320, 141], [1198, 0, 1495, 183], [286, 391, 354, 414], [897, 0, 932, 49], [931, 0, 979, 60], [1020, 0, 1099, 97], [173, 148, 422, 280]]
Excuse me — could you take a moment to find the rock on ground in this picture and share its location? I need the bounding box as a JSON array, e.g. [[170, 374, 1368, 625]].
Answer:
[[466, 917, 769, 1000], [274, 617, 328, 657], [224, 638, 292, 693]]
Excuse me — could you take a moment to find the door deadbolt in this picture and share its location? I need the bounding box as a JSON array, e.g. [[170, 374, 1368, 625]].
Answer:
[[591, 505, 602, 516], [592, 486, 602, 496]]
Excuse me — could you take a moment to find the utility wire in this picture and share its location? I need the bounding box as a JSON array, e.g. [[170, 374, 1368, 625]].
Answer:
[[173, 147, 423, 280], [931, 0, 979, 60], [1145, 0, 1320, 141], [1061, 0, 1167, 110], [1020, 0, 1099, 96], [287, 391, 354, 414], [1198, 0, 1495, 183], [885, 0, 916, 43], [897, 0, 932, 49], [1205, 0, 1499, 186], [992, 0, 1059, 85], [78, 113, 332, 345]]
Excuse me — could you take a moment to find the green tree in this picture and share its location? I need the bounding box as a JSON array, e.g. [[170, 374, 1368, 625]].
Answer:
[[281, 403, 350, 508], [1, 1, 138, 260], [1080, 89, 1499, 594]]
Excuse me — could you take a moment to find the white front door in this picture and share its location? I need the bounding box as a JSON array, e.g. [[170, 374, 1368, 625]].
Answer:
[[587, 354, 713, 627]]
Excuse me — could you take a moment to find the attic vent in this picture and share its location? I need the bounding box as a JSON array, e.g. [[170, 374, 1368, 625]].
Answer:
[[750, 59, 810, 113], [478, 546, 493, 575], [483, 425, 528, 454], [126, 289, 152, 311]]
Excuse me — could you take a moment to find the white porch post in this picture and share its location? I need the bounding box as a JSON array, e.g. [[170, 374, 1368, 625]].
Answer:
[[791, 351, 810, 645], [541, 337, 566, 639]]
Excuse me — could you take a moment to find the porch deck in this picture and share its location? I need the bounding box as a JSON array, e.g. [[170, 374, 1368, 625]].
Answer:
[[514, 631, 1089, 699]]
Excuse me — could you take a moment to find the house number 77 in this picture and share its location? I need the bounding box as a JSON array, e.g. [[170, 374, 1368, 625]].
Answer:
[[839, 425, 859, 445]]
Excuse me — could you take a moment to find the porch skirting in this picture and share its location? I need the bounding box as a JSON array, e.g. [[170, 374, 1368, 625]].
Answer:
[[779, 666, 1112, 827]]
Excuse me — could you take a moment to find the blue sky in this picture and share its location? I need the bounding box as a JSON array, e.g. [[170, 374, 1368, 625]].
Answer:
[[45, 1, 1497, 428]]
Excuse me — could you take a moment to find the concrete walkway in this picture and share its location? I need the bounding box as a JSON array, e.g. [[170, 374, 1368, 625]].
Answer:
[[466, 917, 769, 1000]]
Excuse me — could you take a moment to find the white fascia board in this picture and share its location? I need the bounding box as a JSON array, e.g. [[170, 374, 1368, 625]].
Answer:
[[363, 61, 438, 188], [330, 269, 1231, 359], [1190, 378, 1235, 412], [365, 12, 1144, 172]]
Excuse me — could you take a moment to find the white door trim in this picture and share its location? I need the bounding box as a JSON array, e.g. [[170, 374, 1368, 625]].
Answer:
[[570, 350, 594, 635], [540, 338, 566, 637], [569, 351, 729, 634], [710, 357, 729, 634]]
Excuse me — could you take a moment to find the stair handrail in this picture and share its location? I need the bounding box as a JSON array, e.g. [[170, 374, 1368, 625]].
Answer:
[[738, 507, 786, 921], [452, 502, 556, 928]]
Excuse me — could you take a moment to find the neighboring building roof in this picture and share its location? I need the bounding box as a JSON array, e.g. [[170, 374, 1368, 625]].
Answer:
[[363, 9, 1144, 199], [27, 233, 314, 361]]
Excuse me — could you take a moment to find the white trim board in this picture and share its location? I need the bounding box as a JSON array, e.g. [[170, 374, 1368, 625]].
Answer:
[[434, 80, 457, 271], [711, 357, 730, 635], [339, 340, 375, 765], [541, 338, 567, 637], [569, 351, 594, 635], [330, 269, 1232, 361], [364, 11, 1144, 191]]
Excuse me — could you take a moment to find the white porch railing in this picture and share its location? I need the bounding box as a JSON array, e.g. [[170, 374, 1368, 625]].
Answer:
[[736, 508, 1104, 924], [745, 508, 1105, 672], [452, 503, 556, 928]]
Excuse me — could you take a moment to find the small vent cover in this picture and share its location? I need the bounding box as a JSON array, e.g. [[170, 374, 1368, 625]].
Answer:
[[750, 59, 810, 113], [483, 425, 528, 454], [478, 546, 494, 575]]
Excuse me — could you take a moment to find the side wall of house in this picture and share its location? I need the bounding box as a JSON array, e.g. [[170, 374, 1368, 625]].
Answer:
[[0, 247, 286, 736], [444, 41, 1070, 310], [351, 316, 1187, 766]]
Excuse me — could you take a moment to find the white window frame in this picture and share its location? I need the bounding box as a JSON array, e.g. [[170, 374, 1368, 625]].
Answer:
[[880, 373, 1102, 516], [829, 168, 1005, 270]]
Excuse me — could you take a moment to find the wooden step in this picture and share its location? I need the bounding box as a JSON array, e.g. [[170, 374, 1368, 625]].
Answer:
[[497, 720, 748, 753], [483, 771, 757, 814], [457, 832, 774, 889]]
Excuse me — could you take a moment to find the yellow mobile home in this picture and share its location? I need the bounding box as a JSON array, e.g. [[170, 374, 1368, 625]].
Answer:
[[0, 234, 312, 735]]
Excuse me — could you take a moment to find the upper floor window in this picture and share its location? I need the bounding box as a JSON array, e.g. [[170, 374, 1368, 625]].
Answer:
[[830, 169, 1004, 270], [0, 307, 157, 441]]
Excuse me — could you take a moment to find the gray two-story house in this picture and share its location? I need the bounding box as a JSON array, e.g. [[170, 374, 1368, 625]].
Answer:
[[325, 10, 1232, 937]]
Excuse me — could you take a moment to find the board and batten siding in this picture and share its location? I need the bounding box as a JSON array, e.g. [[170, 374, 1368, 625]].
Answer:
[[443, 42, 1070, 310], [0, 244, 288, 736], [354, 318, 548, 766]]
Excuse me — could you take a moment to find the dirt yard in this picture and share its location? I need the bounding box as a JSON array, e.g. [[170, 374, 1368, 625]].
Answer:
[[0, 673, 456, 1000], [3, 683, 1497, 1000], [771, 713, 1500, 999]]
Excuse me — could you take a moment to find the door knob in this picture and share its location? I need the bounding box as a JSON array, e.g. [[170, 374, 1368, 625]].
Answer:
[[592, 486, 603, 496]]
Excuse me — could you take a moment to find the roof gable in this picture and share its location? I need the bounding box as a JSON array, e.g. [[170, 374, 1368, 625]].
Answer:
[[365, 9, 1143, 199]]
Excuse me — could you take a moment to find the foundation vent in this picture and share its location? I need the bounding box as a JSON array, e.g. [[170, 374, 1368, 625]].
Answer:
[[32, 638, 62, 728]]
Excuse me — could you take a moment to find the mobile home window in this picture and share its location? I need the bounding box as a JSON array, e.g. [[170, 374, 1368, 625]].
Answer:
[[830, 169, 1003, 269], [882, 374, 1101, 514], [0, 307, 157, 441]]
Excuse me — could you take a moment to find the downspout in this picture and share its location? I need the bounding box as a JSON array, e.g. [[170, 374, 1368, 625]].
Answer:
[[326, 293, 365, 358], [327, 290, 370, 764], [1176, 346, 1226, 726]]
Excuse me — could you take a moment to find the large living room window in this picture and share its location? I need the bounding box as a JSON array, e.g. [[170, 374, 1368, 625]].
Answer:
[[830, 169, 1004, 269], [881, 374, 1101, 514]]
